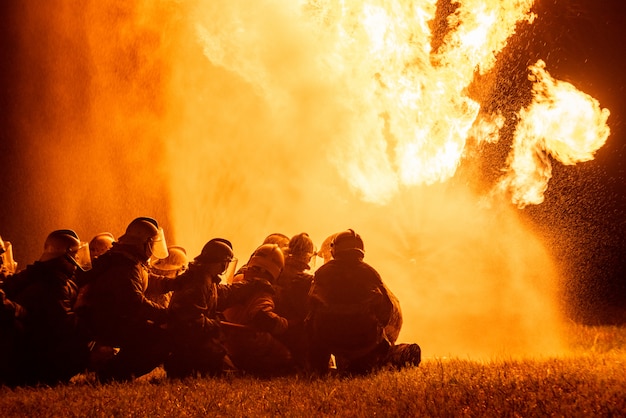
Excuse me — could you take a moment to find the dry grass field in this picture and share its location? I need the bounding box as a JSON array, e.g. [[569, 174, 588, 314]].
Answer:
[[1, 323, 624, 417]]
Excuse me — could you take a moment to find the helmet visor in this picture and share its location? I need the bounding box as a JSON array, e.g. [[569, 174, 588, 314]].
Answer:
[[220, 257, 238, 283], [149, 227, 169, 260], [0, 241, 18, 275], [67, 242, 92, 271]]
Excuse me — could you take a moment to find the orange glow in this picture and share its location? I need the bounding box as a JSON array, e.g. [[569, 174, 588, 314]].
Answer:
[[495, 60, 611, 207], [11, 0, 612, 359]]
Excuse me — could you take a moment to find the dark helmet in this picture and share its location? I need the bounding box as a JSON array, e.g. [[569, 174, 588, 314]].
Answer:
[[248, 243, 284, 281], [40, 229, 81, 262], [331, 229, 364, 259], [288, 232, 316, 260], [39, 229, 91, 270], [195, 238, 234, 264], [118, 217, 168, 259]]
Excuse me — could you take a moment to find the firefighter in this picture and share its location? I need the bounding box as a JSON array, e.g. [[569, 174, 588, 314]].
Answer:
[[307, 229, 421, 375], [221, 243, 295, 377], [75, 216, 175, 382], [0, 229, 91, 386], [274, 232, 316, 371], [165, 238, 238, 378]]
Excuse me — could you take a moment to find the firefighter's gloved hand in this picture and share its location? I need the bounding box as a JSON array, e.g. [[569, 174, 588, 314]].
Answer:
[[203, 318, 221, 337]]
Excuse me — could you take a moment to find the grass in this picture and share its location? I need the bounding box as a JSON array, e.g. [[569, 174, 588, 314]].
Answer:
[[1, 324, 625, 417]]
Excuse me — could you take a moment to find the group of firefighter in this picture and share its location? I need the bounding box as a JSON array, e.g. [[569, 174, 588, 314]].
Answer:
[[0, 217, 421, 386]]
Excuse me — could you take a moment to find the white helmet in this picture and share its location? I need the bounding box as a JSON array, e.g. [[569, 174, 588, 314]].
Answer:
[[248, 243, 285, 281]]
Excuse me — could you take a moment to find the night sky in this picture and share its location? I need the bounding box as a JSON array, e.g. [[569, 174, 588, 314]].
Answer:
[[0, 1, 624, 324]]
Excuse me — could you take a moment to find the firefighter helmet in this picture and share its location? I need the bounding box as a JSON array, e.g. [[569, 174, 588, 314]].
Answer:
[[330, 229, 365, 259], [318, 233, 337, 264], [39, 229, 91, 270], [195, 239, 234, 264], [118, 217, 168, 259], [248, 243, 284, 281], [288, 232, 316, 260], [262, 233, 290, 251], [40, 229, 81, 262], [89, 232, 115, 259], [150, 245, 189, 276]]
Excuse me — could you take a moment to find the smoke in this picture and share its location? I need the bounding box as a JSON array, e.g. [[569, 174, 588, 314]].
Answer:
[[3, 0, 568, 358]]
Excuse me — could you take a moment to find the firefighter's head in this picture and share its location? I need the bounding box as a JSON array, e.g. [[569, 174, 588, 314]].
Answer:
[[89, 232, 115, 260], [40, 229, 91, 272], [330, 229, 364, 261], [118, 217, 168, 262], [194, 238, 236, 281], [248, 243, 284, 282], [262, 233, 290, 252], [287, 232, 316, 264]]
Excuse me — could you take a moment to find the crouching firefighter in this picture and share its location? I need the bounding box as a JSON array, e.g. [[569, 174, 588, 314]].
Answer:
[[221, 244, 296, 377], [306, 229, 421, 375], [75, 217, 177, 382], [165, 238, 239, 378]]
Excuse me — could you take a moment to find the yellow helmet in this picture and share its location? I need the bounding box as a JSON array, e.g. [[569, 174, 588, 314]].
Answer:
[[150, 245, 188, 277], [89, 232, 115, 259], [248, 243, 285, 281]]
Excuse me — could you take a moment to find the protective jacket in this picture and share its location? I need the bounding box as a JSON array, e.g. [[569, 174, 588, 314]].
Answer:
[[221, 272, 293, 376], [75, 244, 168, 344], [307, 256, 402, 373], [1, 260, 89, 385], [166, 266, 253, 377], [273, 257, 314, 369]]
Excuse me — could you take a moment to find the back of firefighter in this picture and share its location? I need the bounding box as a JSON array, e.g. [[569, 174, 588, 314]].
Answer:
[[221, 243, 295, 377], [307, 229, 420, 375], [274, 232, 316, 371], [75, 217, 174, 382], [166, 238, 237, 378], [0, 230, 91, 386]]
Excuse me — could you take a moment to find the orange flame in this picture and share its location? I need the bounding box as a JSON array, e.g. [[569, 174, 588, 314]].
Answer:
[[211, 0, 610, 208], [495, 60, 611, 207]]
